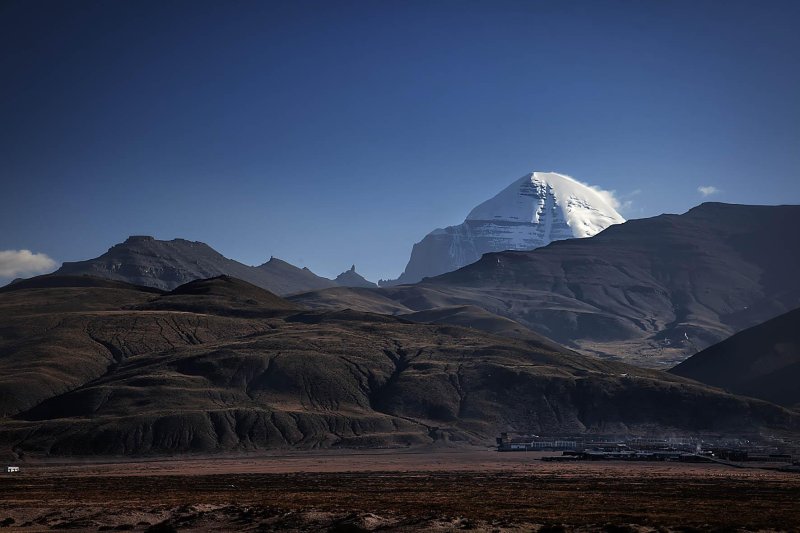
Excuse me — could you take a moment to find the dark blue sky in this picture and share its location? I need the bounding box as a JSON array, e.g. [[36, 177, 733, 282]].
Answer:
[[2, 0, 799, 282]]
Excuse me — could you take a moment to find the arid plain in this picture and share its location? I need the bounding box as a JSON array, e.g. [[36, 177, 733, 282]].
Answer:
[[2, 449, 799, 532]]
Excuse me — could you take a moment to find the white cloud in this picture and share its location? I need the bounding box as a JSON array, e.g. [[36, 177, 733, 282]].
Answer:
[[698, 185, 720, 197], [617, 189, 642, 212], [564, 177, 622, 210], [0, 250, 58, 278], [594, 187, 621, 210]]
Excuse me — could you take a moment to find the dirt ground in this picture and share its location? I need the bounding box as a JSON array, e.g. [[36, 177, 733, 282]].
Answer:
[[1, 448, 799, 532]]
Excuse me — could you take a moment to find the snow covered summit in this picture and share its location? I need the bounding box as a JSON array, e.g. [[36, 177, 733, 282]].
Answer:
[[381, 171, 625, 286], [466, 172, 624, 238]]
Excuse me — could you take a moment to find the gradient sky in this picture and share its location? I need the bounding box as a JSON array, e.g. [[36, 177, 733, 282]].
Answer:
[[2, 0, 799, 283]]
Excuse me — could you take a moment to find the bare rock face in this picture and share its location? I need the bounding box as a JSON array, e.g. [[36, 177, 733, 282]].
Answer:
[[382, 172, 624, 285], [54, 236, 336, 296]]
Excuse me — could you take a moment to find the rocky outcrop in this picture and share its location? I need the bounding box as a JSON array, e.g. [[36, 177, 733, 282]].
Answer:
[[334, 265, 377, 288]]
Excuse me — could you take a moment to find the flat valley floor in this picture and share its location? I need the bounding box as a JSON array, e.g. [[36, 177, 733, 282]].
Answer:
[[1, 449, 799, 532]]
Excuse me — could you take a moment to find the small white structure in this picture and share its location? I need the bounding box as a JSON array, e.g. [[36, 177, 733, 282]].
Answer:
[[5, 466, 19, 473]]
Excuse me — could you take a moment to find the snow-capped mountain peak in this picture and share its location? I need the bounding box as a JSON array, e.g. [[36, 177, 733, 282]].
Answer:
[[382, 171, 625, 286], [466, 172, 625, 239]]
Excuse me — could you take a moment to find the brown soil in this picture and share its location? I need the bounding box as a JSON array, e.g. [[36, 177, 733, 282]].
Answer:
[[1, 449, 798, 531]]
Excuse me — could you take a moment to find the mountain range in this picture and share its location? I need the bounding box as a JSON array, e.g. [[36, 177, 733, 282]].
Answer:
[[15, 201, 800, 368], [4, 168, 800, 457], [0, 193, 800, 458], [381, 172, 625, 285], [51, 235, 375, 295], [8, 197, 798, 372], [293, 203, 800, 367], [1, 274, 796, 457]]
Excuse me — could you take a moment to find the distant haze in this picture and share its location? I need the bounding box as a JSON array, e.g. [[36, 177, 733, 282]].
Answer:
[[1, 0, 799, 283]]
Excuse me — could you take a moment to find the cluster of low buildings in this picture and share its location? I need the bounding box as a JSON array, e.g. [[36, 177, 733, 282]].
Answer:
[[496, 433, 800, 466]]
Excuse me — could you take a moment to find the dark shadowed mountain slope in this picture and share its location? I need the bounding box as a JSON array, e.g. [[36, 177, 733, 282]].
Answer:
[[671, 307, 800, 409], [401, 305, 554, 344], [334, 265, 378, 288], [1, 276, 798, 457], [54, 236, 336, 295], [291, 284, 523, 317], [136, 275, 302, 317], [288, 286, 414, 314], [0, 274, 163, 315], [0, 274, 163, 294], [409, 203, 800, 365]]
